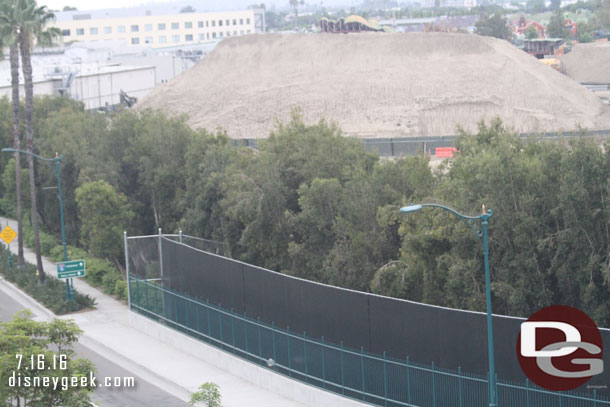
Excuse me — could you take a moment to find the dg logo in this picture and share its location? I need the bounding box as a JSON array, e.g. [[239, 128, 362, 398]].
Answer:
[[517, 305, 604, 391]]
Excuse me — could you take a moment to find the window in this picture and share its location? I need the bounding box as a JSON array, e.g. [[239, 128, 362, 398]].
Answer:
[[233, 19, 237, 25], [206, 33, 210, 39], [145, 36, 153, 44], [240, 30, 244, 35], [61, 29, 71, 36], [185, 21, 192, 29], [206, 21, 209, 27], [145, 24, 152, 31], [246, 18, 251, 24], [76, 28, 84, 35], [218, 20, 222, 26], [247, 29, 251, 33], [172, 35, 179, 43], [159, 35, 167, 43], [131, 25, 139, 32], [233, 30, 237, 35], [131, 37, 140, 44], [171, 22, 179, 29], [226, 31, 230, 36], [185, 34, 193, 41], [212, 20, 216, 27], [198, 21, 203, 28], [158, 23, 166, 30], [240, 18, 244, 25], [199, 33, 205, 41], [212, 32, 216, 38], [103, 26, 112, 34], [226, 19, 230, 26], [118, 25, 126, 33], [90, 27, 98, 34], [219, 32, 223, 37]]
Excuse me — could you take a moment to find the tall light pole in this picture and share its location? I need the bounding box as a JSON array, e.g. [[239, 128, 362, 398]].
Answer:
[[1, 148, 72, 301], [400, 203, 497, 407]]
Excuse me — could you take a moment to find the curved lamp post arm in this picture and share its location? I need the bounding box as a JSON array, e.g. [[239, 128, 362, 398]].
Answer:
[[400, 203, 493, 243], [1, 148, 63, 163]]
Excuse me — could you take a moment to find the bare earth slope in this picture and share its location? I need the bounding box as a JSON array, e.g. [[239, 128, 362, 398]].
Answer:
[[561, 41, 610, 84], [138, 33, 610, 138]]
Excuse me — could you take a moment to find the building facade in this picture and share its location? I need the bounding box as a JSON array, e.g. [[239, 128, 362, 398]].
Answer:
[[55, 9, 257, 48]]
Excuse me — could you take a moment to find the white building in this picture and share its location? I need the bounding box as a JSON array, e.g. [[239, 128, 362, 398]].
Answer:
[[54, 8, 260, 48]]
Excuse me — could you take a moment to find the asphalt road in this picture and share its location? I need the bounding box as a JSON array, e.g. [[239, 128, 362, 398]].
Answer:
[[0, 290, 189, 407]]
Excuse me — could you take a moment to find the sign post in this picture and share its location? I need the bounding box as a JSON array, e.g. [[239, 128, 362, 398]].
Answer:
[[0, 225, 17, 268], [56, 260, 86, 279]]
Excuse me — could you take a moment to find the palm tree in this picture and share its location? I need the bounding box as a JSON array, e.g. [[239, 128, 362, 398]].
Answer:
[[0, 0, 25, 267], [17, 0, 60, 283]]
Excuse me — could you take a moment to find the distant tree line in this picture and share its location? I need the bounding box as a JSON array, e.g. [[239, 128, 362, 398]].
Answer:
[[0, 98, 609, 327]]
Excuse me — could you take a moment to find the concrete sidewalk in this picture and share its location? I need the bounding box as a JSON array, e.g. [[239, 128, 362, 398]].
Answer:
[[0, 216, 308, 407]]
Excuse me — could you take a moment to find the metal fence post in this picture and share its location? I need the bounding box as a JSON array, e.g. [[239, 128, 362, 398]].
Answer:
[[304, 331, 308, 383], [244, 312, 249, 356], [526, 378, 530, 407], [322, 336, 327, 389], [383, 351, 388, 407], [219, 305, 224, 346], [206, 299, 212, 343], [179, 229, 183, 244], [158, 228, 164, 281], [432, 361, 437, 407], [458, 366, 463, 407], [231, 308, 236, 349], [406, 356, 411, 405], [340, 341, 345, 395], [287, 326, 292, 377], [594, 390, 598, 407], [258, 317, 263, 366], [271, 321, 276, 371], [124, 231, 131, 309], [361, 346, 366, 401]]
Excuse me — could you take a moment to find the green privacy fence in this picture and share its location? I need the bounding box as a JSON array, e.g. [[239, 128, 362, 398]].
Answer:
[[128, 277, 610, 407]]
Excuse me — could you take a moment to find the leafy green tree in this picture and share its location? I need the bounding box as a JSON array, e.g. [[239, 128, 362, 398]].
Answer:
[[75, 180, 134, 261], [0, 310, 95, 406], [18, 0, 61, 283], [0, 0, 25, 267], [547, 9, 569, 37], [189, 382, 221, 407], [475, 12, 512, 40], [525, 24, 538, 38]]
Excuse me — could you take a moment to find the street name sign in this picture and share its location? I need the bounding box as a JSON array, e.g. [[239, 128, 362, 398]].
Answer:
[[57, 260, 86, 278], [0, 226, 16, 245]]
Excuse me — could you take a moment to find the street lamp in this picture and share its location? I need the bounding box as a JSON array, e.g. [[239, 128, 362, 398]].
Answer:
[[1, 148, 72, 301], [400, 203, 497, 407]]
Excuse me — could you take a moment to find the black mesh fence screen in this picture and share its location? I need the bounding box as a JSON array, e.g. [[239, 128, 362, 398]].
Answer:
[[127, 234, 610, 397]]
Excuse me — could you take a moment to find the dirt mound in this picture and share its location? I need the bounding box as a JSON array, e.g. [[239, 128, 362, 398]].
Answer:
[[561, 41, 610, 84], [138, 33, 610, 138]]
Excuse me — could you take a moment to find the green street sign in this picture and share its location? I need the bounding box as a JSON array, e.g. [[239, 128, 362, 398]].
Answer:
[[57, 260, 86, 279]]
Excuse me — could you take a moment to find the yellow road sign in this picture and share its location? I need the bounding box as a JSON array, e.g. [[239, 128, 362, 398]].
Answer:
[[0, 225, 17, 245]]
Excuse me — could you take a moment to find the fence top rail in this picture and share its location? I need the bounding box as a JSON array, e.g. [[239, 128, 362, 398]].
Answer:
[[498, 381, 610, 403], [136, 235, 610, 333]]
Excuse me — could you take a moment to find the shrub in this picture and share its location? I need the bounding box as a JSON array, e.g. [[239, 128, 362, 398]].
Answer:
[[101, 271, 120, 296], [114, 279, 128, 301]]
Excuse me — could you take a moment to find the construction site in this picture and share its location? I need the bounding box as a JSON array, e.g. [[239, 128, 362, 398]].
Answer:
[[137, 32, 610, 140]]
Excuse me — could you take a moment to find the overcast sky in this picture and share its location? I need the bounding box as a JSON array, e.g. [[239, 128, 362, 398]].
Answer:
[[42, 0, 177, 11]]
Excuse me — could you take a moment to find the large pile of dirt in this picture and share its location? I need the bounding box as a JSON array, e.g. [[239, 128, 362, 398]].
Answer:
[[138, 33, 610, 138], [561, 41, 610, 84]]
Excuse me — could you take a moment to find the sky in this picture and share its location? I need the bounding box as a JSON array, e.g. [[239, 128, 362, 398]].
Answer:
[[42, 0, 176, 11]]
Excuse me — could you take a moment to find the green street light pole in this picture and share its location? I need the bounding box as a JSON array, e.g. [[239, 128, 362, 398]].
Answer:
[[400, 203, 497, 407], [1, 148, 72, 301]]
